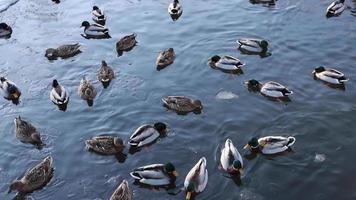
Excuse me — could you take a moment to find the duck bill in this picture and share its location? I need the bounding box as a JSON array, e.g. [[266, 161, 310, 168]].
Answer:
[[186, 192, 192, 200], [239, 169, 244, 175], [243, 144, 250, 150], [172, 170, 179, 177], [12, 93, 19, 98]]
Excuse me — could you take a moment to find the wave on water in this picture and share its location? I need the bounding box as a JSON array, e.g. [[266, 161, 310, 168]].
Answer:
[[0, 0, 19, 13]]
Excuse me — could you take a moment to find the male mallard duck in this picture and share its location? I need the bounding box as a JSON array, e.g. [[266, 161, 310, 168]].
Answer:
[[0, 23, 12, 38], [244, 136, 296, 154], [14, 116, 42, 146], [162, 96, 203, 114], [130, 163, 178, 186], [116, 34, 137, 56], [220, 139, 243, 175], [92, 6, 106, 26], [245, 79, 293, 98], [326, 0, 345, 17], [184, 157, 208, 200], [128, 122, 167, 148], [0, 77, 21, 101], [9, 156, 53, 194], [45, 43, 81, 60], [78, 77, 97, 107], [81, 21, 111, 39], [237, 38, 269, 55], [168, 0, 183, 21], [249, 0, 276, 5], [86, 136, 124, 155], [312, 66, 348, 85], [156, 48, 175, 70], [97, 60, 115, 88], [208, 55, 244, 74], [110, 180, 133, 200], [50, 79, 69, 106]]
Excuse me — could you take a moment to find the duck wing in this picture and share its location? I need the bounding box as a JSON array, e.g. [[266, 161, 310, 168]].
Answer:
[[24, 156, 53, 189], [88, 24, 108, 32], [259, 136, 295, 154], [57, 44, 80, 57], [237, 38, 261, 47], [129, 125, 159, 147], [184, 157, 208, 193]]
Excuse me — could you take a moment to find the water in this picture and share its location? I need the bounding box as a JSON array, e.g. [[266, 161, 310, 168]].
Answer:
[[0, 0, 356, 199]]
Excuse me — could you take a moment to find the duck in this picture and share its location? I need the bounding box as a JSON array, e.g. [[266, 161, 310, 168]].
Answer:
[[168, 0, 183, 21], [0, 77, 21, 101], [14, 116, 43, 146], [92, 6, 106, 26], [245, 79, 293, 98], [0, 22, 12, 38], [208, 55, 244, 74], [52, 0, 60, 4], [220, 139, 244, 175], [237, 38, 269, 55], [156, 48, 175, 70], [326, 0, 345, 17], [9, 156, 53, 194], [249, 0, 276, 5], [78, 77, 97, 107], [128, 122, 167, 148], [81, 21, 111, 39], [45, 43, 81, 60], [312, 66, 348, 85], [162, 96, 203, 114], [97, 60, 115, 88], [130, 163, 178, 186], [116, 33, 137, 56], [184, 157, 208, 200], [86, 136, 124, 155], [50, 79, 69, 106], [244, 136, 296, 154], [110, 180, 133, 200]]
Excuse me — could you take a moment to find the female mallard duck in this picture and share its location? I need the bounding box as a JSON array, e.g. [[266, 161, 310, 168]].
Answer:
[[245, 79, 293, 98], [97, 60, 115, 88], [9, 156, 53, 194], [50, 79, 69, 106], [237, 38, 269, 55], [81, 21, 111, 39], [110, 180, 132, 200], [86, 136, 124, 155], [0, 23, 12, 38], [92, 6, 106, 26], [156, 48, 175, 70], [128, 122, 167, 148], [14, 116, 42, 146], [162, 96, 203, 114], [184, 157, 208, 200], [78, 77, 97, 107], [168, 0, 183, 21], [326, 0, 345, 17], [45, 43, 81, 60], [0, 77, 21, 101], [220, 139, 243, 175], [208, 55, 244, 74], [130, 163, 178, 186], [116, 33, 137, 56], [313, 66, 348, 85], [244, 136, 296, 154]]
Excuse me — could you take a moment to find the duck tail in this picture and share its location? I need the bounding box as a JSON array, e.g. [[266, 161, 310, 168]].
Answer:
[[105, 32, 111, 38], [339, 76, 349, 83], [287, 137, 296, 147]]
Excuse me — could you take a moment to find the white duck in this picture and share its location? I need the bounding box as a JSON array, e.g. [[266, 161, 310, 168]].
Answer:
[[168, 0, 183, 21], [208, 55, 244, 73], [130, 163, 178, 186], [184, 157, 208, 200], [245, 79, 293, 98], [128, 122, 167, 148], [244, 136, 296, 154], [50, 79, 69, 106], [237, 38, 269, 54], [220, 139, 243, 175], [326, 0, 345, 17], [313, 66, 348, 84], [92, 6, 106, 25], [81, 21, 111, 39]]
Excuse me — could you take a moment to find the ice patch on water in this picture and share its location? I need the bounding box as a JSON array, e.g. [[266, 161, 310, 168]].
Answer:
[[314, 153, 326, 163], [0, 0, 19, 13], [216, 90, 239, 100]]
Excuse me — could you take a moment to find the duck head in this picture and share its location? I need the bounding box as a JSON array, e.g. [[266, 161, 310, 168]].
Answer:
[[231, 160, 243, 175], [313, 66, 326, 74], [165, 162, 179, 177], [45, 48, 57, 59], [193, 100, 203, 110], [260, 40, 269, 52], [8, 180, 24, 193], [113, 137, 124, 148], [52, 79, 59, 88], [93, 5, 99, 11], [81, 21, 90, 28], [8, 84, 20, 99], [244, 137, 259, 150], [154, 122, 167, 134], [186, 182, 195, 200], [0, 23, 11, 30], [245, 79, 261, 91], [210, 55, 221, 63], [0, 77, 6, 82]]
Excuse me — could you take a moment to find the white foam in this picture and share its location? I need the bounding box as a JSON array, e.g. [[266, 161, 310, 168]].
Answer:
[[216, 90, 239, 100]]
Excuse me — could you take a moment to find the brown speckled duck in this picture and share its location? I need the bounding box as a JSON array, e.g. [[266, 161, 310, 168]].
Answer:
[[162, 96, 203, 114], [156, 48, 175, 70], [86, 136, 124, 155], [78, 77, 97, 107], [97, 60, 115, 88], [14, 116, 42, 147], [116, 34, 137, 56], [45, 44, 81, 60], [110, 180, 133, 200]]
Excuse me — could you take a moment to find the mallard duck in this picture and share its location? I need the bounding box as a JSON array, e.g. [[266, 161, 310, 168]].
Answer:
[[162, 96, 203, 114], [237, 38, 269, 54], [78, 77, 97, 107], [220, 139, 243, 175], [81, 21, 111, 39], [0, 77, 21, 100], [52, 0, 60, 4], [156, 48, 175, 70], [0, 22, 12, 38], [128, 122, 167, 148], [168, 0, 183, 21], [50, 79, 69, 106], [245, 79, 293, 98], [97, 60, 115, 88], [45, 44, 81, 60], [326, 0, 345, 17], [249, 0, 276, 5], [116, 34, 137, 56], [92, 6, 106, 26], [14, 116, 42, 146], [110, 180, 132, 200], [184, 157, 208, 200], [313, 66, 348, 85], [208, 55, 244, 74], [86, 136, 124, 155], [130, 163, 178, 186], [244, 136, 296, 154], [9, 156, 53, 194]]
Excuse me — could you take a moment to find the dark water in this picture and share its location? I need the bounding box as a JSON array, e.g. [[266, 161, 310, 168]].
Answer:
[[1, 0, 356, 199]]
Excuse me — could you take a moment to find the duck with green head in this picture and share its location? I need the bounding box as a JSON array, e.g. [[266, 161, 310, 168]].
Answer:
[[81, 21, 111, 39], [312, 66, 348, 85], [130, 163, 179, 186], [326, 0, 345, 17], [168, 0, 183, 21], [92, 5, 106, 26], [128, 122, 167, 148], [208, 55, 244, 74], [244, 136, 296, 154], [220, 139, 244, 175], [184, 157, 208, 200], [245, 79, 293, 99], [0, 76, 21, 101], [237, 38, 269, 55], [0, 22, 12, 38]]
